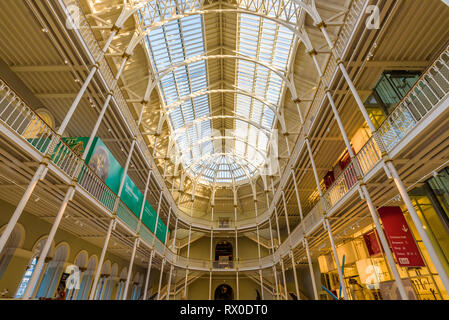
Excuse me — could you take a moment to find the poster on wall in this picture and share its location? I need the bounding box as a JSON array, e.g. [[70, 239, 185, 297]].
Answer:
[[61, 137, 169, 243], [378, 206, 425, 267], [363, 230, 383, 256]]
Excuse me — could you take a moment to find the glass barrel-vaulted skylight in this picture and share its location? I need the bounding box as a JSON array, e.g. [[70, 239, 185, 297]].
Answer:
[[233, 13, 294, 174], [138, 3, 295, 186]]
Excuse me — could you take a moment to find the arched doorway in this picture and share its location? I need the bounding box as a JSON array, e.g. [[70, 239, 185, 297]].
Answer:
[[214, 284, 234, 300]]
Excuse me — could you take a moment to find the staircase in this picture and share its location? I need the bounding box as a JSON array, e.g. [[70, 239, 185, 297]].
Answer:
[[159, 271, 204, 300], [245, 271, 310, 300]]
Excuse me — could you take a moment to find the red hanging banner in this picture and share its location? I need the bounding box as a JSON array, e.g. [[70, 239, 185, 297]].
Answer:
[[378, 206, 425, 267], [363, 230, 383, 257]]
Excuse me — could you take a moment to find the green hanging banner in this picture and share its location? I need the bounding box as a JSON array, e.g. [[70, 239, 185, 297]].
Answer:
[[59, 137, 168, 242]]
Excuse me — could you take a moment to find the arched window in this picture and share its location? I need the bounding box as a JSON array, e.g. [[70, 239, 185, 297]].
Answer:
[[130, 273, 143, 300], [131, 283, 138, 300], [115, 268, 127, 300], [94, 261, 110, 300], [116, 280, 125, 300], [35, 244, 68, 299], [76, 256, 97, 300], [14, 257, 37, 299], [66, 251, 87, 300], [102, 263, 118, 300], [0, 225, 24, 279], [14, 238, 49, 298]]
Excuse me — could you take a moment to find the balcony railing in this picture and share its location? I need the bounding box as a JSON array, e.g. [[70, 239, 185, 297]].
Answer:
[[323, 160, 358, 209], [0, 77, 168, 259], [356, 136, 382, 176], [378, 44, 449, 151]]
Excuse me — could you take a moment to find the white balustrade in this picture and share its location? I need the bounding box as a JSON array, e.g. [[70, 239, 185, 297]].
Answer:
[[378, 44, 449, 151]]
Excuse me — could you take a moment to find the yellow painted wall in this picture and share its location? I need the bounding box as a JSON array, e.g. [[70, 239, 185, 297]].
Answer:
[[179, 236, 269, 260], [187, 275, 273, 300]]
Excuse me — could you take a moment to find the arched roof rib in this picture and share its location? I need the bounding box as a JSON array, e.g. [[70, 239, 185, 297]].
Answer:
[[134, 4, 300, 186]]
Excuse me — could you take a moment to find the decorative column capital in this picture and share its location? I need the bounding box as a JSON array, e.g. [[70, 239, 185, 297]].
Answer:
[[315, 21, 327, 29], [111, 25, 122, 33], [122, 52, 132, 59], [307, 49, 318, 56]]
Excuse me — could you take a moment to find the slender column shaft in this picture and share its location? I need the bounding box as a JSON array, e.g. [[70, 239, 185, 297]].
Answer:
[[268, 219, 279, 300], [166, 265, 174, 300], [143, 251, 154, 300], [151, 191, 164, 247], [209, 206, 213, 301], [387, 160, 449, 293], [305, 139, 322, 197], [81, 56, 129, 162], [324, 218, 348, 299], [274, 208, 287, 300], [272, 265, 279, 300], [234, 199, 239, 300], [171, 218, 179, 252], [89, 218, 115, 300], [258, 269, 264, 300], [304, 238, 319, 300], [291, 169, 304, 220], [208, 271, 212, 301], [305, 137, 348, 299], [22, 186, 75, 299], [62, 29, 118, 133], [253, 195, 264, 300], [138, 171, 152, 231], [256, 227, 264, 300], [184, 223, 192, 297], [123, 238, 139, 300], [280, 260, 288, 300], [290, 253, 300, 300], [292, 166, 319, 300], [164, 208, 172, 246], [116, 140, 136, 201], [281, 191, 300, 299], [0, 162, 47, 254], [157, 259, 165, 300], [236, 270, 240, 300], [361, 184, 408, 299]]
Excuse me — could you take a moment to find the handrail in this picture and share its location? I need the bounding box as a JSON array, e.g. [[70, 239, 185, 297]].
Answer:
[[378, 43, 449, 151]]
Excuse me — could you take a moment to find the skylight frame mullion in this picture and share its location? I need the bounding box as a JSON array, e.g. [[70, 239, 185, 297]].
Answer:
[[178, 18, 207, 160]]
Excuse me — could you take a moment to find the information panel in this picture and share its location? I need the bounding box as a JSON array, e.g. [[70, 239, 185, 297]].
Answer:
[[378, 206, 425, 267]]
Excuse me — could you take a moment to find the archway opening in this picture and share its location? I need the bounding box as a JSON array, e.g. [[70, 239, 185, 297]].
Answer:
[[214, 284, 234, 300]]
